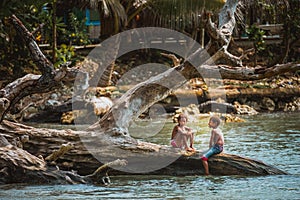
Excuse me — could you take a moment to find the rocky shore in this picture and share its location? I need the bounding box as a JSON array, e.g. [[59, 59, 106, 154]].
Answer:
[[6, 70, 299, 124]]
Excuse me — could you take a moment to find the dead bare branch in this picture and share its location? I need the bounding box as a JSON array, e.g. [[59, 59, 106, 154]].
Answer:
[[161, 53, 182, 67]]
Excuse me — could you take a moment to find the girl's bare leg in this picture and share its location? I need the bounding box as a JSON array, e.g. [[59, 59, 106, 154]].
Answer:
[[182, 136, 189, 149]]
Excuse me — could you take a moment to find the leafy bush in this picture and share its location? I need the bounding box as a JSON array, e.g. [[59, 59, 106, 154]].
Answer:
[[247, 25, 265, 53]]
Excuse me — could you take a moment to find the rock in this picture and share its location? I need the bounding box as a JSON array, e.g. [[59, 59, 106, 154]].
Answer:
[[234, 101, 258, 115], [284, 97, 300, 112], [262, 97, 275, 111], [199, 100, 237, 114], [60, 96, 113, 124], [89, 96, 113, 116], [18, 104, 39, 121], [46, 99, 61, 106], [173, 104, 201, 122], [0, 136, 11, 147], [61, 110, 87, 124], [246, 101, 261, 111], [223, 114, 246, 123]]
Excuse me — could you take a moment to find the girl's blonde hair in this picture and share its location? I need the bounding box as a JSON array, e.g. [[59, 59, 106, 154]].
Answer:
[[177, 113, 188, 122]]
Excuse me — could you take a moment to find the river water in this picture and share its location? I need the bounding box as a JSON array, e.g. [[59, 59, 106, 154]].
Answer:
[[0, 112, 299, 199]]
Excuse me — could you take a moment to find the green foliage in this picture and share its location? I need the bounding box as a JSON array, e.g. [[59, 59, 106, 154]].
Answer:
[[288, 1, 300, 40], [37, 5, 67, 45], [54, 44, 76, 68], [0, 1, 90, 82], [281, 0, 300, 62], [0, 1, 48, 79], [59, 12, 90, 45], [247, 25, 266, 52]]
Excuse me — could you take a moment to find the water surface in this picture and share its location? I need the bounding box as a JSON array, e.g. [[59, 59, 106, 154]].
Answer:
[[0, 112, 299, 199]]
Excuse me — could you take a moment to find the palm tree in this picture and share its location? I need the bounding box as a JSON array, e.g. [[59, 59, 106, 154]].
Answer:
[[77, 0, 149, 37], [78, 0, 225, 86], [73, 0, 151, 86], [146, 0, 225, 29]]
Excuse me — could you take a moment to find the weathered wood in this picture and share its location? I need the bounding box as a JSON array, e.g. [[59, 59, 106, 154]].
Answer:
[[199, 100, 237, 113], [0, 129, 127, 185], [161, 53, 182, 67], [0, 120, 287, 183], [45, 142, 74, 162], [0, 15, 89, 122], [203, 0, 242, 66]]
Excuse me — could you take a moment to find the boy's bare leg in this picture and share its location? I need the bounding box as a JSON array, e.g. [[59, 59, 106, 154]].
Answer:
[[202, 160, 209, 175]]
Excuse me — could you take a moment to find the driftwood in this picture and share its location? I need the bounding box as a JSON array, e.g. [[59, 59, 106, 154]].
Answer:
[[0, 129, 127, 185], [199, 100, 237, 113], [0, 120, 287, 185], [45, 142, 74, 162]]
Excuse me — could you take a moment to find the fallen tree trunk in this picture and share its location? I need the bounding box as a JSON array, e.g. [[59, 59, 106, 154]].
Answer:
[[0, 122, 128, 185], [0, 120, 287, 185], [0, 143, 126, 185]]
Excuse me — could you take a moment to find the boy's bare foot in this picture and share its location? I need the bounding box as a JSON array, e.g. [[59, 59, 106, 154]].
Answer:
[[186, 147, 195, 152]]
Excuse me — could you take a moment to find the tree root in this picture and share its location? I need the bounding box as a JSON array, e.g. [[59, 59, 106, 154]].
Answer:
[[85, 159, 127, 185], [45, 142, 74, 162]]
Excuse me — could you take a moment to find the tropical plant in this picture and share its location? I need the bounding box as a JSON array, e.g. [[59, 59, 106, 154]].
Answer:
[[247, 25, 266, 51], [148, 0, 224, 28], [59, 12, 90, 45], [54, 44, 77, 68], [37, 4, 67, 45], [280, 0, 300, 63], [247, 25, 265, 66], [0, 0, 49, 80], [79, 0, 149, 37], [0, 0, 86, 81]]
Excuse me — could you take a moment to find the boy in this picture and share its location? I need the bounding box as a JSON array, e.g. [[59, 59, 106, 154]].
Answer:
[[201, 116, 224, 175]]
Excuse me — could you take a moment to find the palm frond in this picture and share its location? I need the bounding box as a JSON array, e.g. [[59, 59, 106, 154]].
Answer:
[[147, 0, 225, 30]]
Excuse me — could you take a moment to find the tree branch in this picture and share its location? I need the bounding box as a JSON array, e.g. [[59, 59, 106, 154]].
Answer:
[[0, 16, 88, 122], [85, 159, 127, 179], [45, 142, 74, 162], [10, 15, 54, 77], [216, 62, 300, 80], [204, 0, 242, 66], [161, 53, 182, 67]]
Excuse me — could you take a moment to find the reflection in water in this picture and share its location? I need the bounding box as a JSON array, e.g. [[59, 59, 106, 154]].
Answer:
[[1, 112, 299, 199]]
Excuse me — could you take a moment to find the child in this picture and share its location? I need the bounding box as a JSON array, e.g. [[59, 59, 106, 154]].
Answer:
[[171, 113, 195, 151], [201, 116, 224, 175]]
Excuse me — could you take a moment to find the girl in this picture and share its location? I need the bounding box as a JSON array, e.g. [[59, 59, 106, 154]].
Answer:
[[171, 113, 195, 151]]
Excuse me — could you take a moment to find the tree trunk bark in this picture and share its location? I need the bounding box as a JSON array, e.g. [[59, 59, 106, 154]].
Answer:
[[204, 0, 243, 66]]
